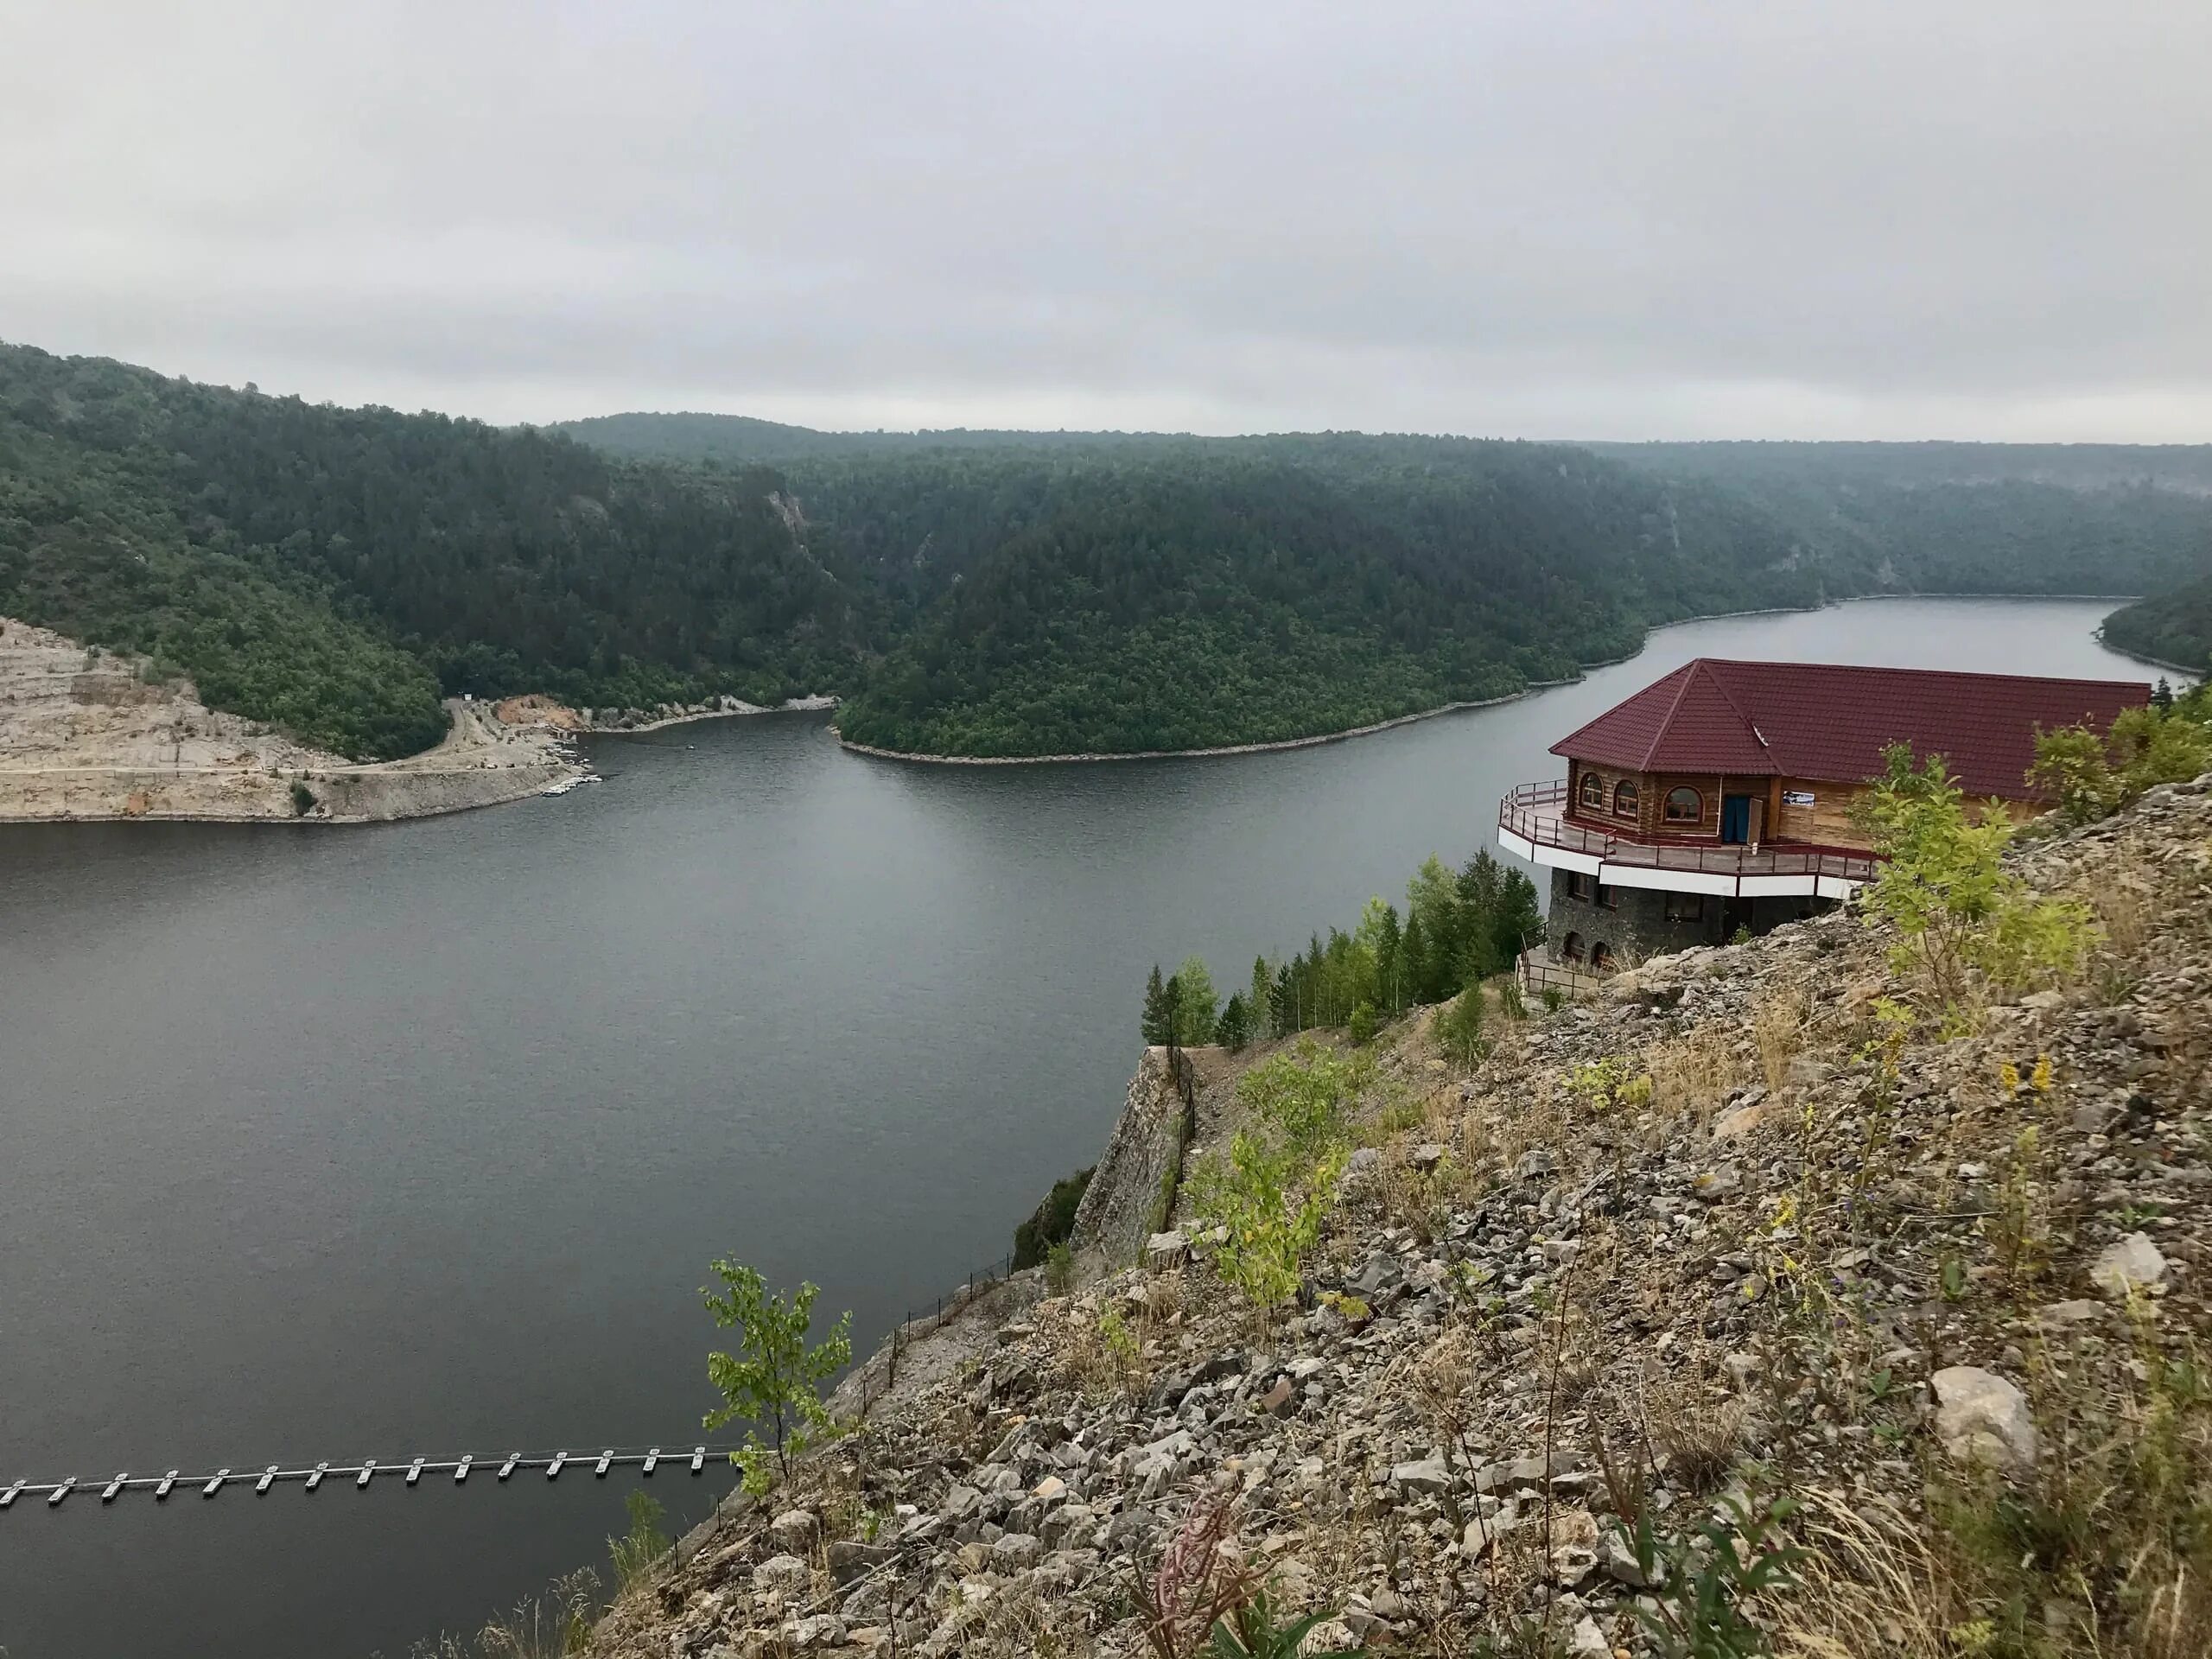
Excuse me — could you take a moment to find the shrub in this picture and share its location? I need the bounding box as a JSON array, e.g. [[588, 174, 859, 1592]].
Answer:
[[1856, 744, 2095, 1009], [700, 1259, 853, 1495], [1346, 1001, 1377, 1045], [1044, 1241, 1075, 1295], [1013, 1165, 1094, 1268], [289, 779, 315, 816], [2031, 704, 2211, 826], [1186, 1040, 1359, 1322], [1618, 1493, 1805, 1659], [1435, 984, 1488, 1065]]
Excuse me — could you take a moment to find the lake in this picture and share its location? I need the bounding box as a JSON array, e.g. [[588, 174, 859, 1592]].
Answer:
[[0, 598, 2160, 1657]]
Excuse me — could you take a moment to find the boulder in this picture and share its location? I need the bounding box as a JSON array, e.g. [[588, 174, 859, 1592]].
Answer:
[[770, 1509, 819, 1552], [2091, 1232, 2168, 1300], [1389, 1456, 1452, 1494], [1931, 1366, 2037, 1471], [1146, 1230, 1191, 1268], [990, 1532, 1043, 1573], [753, 1554, 811, 1594]]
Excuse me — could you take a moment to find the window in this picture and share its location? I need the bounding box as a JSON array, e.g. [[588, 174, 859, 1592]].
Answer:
[[1580, 772, 1605, 810], [1561, 931, 1584, 963], [1596, 882, 1619, 909], [1664, 785, 1703, 824], [1566, 871, 1595, 902], [1612, 779, 1639, 818], [1664, 892, 1703, 922], [1589, 942, 1615, 974]]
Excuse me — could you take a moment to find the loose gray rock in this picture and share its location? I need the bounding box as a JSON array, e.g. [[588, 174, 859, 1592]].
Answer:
[[990, 1531, 1042, 1572], [2091, 1231, 2168, 1300], [1389, 1456, 1452, 1494], [1932, 1366, 2037, 1471], [754, 1553, 811, 1594]]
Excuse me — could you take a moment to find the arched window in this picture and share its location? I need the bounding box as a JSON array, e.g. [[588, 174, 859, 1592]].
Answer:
[[1580, 772, 1605, 810], [1561, 931, 1584, 963], [1612, 779, 1640, 818], [1664, 785, 1703, 824], [1590, 942, 1615, 974]]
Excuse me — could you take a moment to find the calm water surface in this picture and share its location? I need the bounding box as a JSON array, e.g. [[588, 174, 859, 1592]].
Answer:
[[0, 599, 2158, 1656]]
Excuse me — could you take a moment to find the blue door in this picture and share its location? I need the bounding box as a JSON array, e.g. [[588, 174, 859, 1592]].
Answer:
[[1721, 795, 1752, 843]]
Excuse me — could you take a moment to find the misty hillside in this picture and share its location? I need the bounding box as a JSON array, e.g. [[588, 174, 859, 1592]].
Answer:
[[9, 341, 2212, 761]]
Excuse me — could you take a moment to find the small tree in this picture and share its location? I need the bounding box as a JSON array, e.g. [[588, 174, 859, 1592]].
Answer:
[[1172, 955, 1217, 1046], [1141, 964, 1175, 1045], [701, 1260, 852, 1495], [1214, 991, 1251, 1052]]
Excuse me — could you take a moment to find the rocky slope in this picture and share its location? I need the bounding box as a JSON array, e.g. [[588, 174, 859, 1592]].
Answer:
[[0, 617, 582, 822], [588, 776, 2211, 1658]]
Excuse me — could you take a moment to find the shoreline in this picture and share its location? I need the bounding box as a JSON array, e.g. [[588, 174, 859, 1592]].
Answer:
[[830, 592, 2158, 768], [835, 690, 1534, 766], [582, 695, 837, 737], [2093, 630, 2205, 679]]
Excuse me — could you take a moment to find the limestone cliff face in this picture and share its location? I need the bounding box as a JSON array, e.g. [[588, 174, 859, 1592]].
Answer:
[[1066, 1046, 1186, 1273]]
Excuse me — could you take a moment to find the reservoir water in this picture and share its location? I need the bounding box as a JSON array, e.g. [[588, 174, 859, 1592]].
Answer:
[[0, 598, 2163, 1657]]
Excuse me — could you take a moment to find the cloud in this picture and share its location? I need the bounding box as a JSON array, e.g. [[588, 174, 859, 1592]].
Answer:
[[4, 0, 2208, 438]]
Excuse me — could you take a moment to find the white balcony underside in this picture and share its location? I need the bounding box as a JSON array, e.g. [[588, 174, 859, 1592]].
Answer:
[[1508, 832, 1862, 899]]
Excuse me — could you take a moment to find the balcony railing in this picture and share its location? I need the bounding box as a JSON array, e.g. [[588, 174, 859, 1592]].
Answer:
[[1498, 780, 1878, 885]]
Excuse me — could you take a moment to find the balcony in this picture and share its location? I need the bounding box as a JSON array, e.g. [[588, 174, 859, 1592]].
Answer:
[[1497, 780, 1877, 899]]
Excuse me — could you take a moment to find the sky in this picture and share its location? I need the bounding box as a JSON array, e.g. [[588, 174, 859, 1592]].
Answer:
[[3, 1, 2208, 441]]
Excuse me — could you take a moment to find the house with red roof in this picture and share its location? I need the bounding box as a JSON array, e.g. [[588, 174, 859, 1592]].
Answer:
[[1497, 658, 2147, 978]]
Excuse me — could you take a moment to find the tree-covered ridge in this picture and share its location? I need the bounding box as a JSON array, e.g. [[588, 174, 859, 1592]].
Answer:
[[1592, 440, 2212, 600], [0, 342, 880, 757], [2101, 573, 2212, 675], [817, 442, 1822, 755], [13, 342, 2212, 766]]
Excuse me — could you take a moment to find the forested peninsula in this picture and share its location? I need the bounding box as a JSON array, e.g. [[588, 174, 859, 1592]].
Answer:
[[2103, 572, 2212, 674], [8, 341, 2211, 767]]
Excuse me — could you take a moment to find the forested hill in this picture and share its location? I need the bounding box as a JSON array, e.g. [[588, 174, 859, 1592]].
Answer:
[[810, 440, 1820, 755], [1589, 439, 2212, 598], [2103, 574, 2212, 675], [0, 343, 880, 758], [11, 341, 2212, 765]]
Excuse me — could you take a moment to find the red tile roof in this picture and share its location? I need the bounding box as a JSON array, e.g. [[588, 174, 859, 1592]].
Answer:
[[1550, 659, 2150, 799]]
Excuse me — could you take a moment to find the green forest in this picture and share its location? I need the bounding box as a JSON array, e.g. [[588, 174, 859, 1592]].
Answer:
[[2102, 573, 2212, 675], [8, 341, 2210, 763]]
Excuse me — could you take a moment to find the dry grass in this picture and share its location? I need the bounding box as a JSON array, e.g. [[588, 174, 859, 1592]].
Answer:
[[1639, 1363, 1745, 1494], [1753, 982, 1814, 1096], [1643, 1018, 1749, 1124], [1778, 1489, 1962, 1659], [1059, 1274, 1180, 1402], [406, 1569, 600, 1659]]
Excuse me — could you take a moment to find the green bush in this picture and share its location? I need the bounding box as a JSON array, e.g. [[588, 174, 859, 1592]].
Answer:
[[1856, 744, 2095, 1010], [1435, 984, 1488, 1065], [1013, 1166, 1094, 1269], [2030, 703, 2211, 826], [700, 1259, 852, 1496]]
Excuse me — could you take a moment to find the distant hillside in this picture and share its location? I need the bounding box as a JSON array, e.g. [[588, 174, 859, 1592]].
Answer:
[[0, 344, 879, 758], [2104, 573, 2212, 673], [14, 346, 2212, 765], [1592, 439, 2212, 600], [816, 439, 1821, 755]]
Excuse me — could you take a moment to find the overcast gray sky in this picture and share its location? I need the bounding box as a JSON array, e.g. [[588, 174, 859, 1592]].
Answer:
[[3, 1, 2207, 439]]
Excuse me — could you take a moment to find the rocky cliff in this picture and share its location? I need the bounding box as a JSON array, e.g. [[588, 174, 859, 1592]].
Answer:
[[587, 774, 2212, 1659], [0, 617, 580, 822]]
